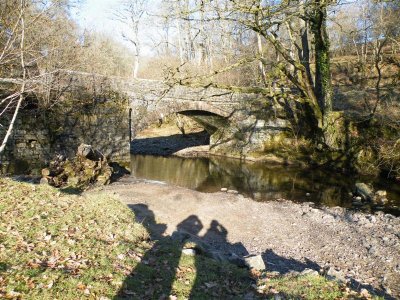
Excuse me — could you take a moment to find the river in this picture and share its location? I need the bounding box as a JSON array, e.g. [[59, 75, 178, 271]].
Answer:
[[131, 154, 400, 216]]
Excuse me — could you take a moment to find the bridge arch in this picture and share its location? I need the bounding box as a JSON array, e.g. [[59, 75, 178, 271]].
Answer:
[[130, 100, 231, 136]]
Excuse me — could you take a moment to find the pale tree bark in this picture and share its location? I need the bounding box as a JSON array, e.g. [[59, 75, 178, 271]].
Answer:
[[256, 1, 267, 86], [114, 0, 147, 79], [197, 0, 208, 66], [299, 0, 313, 89], [0, 0, 26, 154], [183, 0, 194, 61], [176, 17, 185, 64]]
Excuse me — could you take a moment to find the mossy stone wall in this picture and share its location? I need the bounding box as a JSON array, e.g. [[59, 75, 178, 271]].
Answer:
[[0, 98, 130, 174]]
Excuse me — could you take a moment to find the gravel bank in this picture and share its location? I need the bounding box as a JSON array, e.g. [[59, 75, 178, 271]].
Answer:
[[100, 179, 400, 298]]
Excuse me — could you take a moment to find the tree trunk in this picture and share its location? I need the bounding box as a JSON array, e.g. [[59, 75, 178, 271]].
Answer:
[[298, 0, 313, 89], [133, 51, 139, 78], [311, 0, 333, 119], [0, 1, 26, 154], [175, 18, 184, 64]]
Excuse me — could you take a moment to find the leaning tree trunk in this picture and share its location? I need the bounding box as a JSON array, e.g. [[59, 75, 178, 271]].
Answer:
[[0, 2, 26, 154]]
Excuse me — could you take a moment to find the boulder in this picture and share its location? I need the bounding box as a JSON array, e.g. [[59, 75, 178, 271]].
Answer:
[[355, 183, 374, 201], [41, 144, 118, 189], [375, 190, 387, 197], [325, 267, 347, 283], [244, 254, 266, 271], [374, 190, 388, 205], [76, 144, 104, 161]]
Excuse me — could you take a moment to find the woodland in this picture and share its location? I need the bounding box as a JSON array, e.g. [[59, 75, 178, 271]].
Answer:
[[0, 0, 399, 176]]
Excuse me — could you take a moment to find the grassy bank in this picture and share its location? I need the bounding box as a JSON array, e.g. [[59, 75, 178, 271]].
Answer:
[[0, 178, 366, 299]]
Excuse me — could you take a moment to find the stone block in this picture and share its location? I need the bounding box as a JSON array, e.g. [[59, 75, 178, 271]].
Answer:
[[244, 255, 266, 270]]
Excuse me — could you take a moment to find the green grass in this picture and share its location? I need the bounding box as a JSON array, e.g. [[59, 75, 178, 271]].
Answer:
[[0, 178, 150, 299], [260, 273, 349, 299], [0, 178, 368, 299]]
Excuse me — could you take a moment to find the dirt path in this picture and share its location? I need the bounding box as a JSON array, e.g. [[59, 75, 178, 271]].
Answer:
[[100, 178, 400, 298]]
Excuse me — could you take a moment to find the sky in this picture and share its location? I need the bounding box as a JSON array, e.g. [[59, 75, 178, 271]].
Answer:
[[72, 0, 119, 35], [71, 0, 158, 56]]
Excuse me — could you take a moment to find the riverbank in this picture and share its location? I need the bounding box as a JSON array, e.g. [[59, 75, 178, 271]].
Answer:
[[1, 177, 367, 299], [131, 121, 293, 164], [102, 177, 400, 298]]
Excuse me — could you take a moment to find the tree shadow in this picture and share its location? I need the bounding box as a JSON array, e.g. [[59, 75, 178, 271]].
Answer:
[[131, 131, 209, 156]]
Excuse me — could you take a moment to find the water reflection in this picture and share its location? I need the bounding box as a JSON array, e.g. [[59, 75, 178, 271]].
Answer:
[[131, 154, 400, 213], [131, 155, 210, 190]]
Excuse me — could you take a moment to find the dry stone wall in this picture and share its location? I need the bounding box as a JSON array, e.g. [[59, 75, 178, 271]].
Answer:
[[0, 99, 130, 175]]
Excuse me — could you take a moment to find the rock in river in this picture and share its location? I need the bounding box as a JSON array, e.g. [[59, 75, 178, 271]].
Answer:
[[355, 183, 374, 201]]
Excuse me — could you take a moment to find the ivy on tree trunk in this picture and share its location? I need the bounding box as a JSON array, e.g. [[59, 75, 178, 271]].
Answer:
[[310, 0, 333, 120]]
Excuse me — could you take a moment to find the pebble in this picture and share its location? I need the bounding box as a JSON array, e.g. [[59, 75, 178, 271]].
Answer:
[[301, 268, 319, 276], [220, 188, 228, 192], [182, 249, 196, 256], [385, 287, 392, 295], [227, 190, 239, 194], [360, 289, 370, 298], [367, 246, 376, 255]]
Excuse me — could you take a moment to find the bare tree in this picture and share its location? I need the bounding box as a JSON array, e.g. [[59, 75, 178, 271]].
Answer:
[[0, 0, 27, 154], [113, 0, 148, 79]]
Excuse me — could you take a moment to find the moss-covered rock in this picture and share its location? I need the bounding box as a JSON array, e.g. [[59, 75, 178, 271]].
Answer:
[[41, 144, 115, 190]]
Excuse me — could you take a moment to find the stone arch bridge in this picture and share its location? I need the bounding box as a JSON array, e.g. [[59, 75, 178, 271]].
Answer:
[[121, 79, 247, 134], [116, 78, 291, 156], [0, 72, 293, 174]]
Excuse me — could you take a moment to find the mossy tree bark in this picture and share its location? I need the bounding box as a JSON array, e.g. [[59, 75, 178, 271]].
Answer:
[[310, 0, 333, 122], [171, 0, 336, 145]]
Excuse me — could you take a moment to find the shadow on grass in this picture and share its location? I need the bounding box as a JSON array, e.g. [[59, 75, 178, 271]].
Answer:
[[0, 262, 8, 273], [115, 204, 396, 299], [115, 204, 254, 299]]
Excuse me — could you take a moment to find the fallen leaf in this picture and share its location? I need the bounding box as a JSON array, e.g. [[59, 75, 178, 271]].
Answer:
[[5, 291, 21, 299], [77, 283, 86, 290]]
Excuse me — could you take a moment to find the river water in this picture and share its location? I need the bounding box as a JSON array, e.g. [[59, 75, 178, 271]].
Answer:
[[131, 154, 400, 215]]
